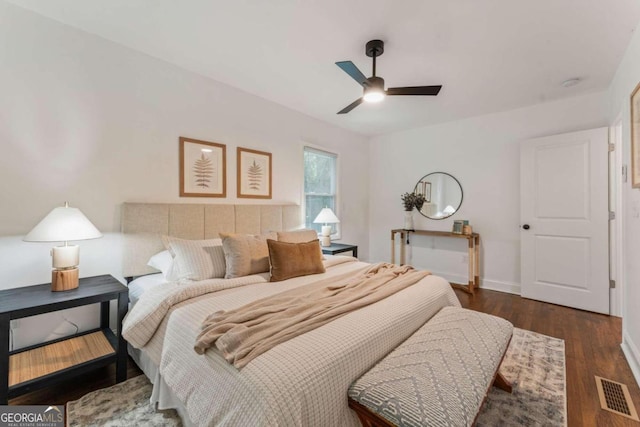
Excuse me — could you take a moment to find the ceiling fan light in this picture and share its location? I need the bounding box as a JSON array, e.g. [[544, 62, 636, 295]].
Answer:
[[363, 76, 386, 103], [363, 89, 385, 103]]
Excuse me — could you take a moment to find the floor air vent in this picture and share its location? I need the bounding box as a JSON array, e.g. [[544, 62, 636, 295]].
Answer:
[[595, 376, 639, 421]]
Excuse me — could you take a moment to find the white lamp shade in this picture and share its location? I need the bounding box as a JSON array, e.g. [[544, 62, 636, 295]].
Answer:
[[24, 203, 102, 242], [313, 208, 340, 224], [443, 205, 456, 215]]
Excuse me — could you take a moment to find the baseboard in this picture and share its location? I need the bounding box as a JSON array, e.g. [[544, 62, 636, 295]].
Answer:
[[429, 270, 521, 295], [622, 331, 640, 388], [480, 279, 521, 295]]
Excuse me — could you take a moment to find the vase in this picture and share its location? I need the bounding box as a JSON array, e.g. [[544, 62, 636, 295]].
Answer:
[[403, 211, 414, 230]]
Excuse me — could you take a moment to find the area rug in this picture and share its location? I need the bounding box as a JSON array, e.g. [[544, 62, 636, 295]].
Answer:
[[66, 375, 182, 427], [477, 328, 566, 426], [67, 328, 565, 426]]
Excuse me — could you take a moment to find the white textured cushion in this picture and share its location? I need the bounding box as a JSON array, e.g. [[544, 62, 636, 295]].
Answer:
[[276, 229, 319, 243], [164, 237, 226, 281], [147, 250, 179, 281], [220, 232, 277, 278]]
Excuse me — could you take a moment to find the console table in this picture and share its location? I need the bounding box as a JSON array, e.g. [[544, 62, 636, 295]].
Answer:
[[391, 229, 480, 294]]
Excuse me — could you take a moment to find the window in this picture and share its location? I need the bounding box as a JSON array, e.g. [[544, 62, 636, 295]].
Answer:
[[304, 147, 338, 235]]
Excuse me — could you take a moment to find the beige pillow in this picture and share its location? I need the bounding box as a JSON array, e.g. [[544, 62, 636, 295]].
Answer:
[[163, 236, 225, 281], [220, 232, 277, 278], [276, 229, 319, 243], [267, 239, 325, 282]]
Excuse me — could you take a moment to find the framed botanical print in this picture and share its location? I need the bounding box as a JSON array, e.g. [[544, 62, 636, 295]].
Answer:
[[237, 147, 272, 199], [631, 81, 640, 188], [179, 137, 226, 197]]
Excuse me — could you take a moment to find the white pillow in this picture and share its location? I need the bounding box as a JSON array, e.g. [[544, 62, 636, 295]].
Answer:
[[147, 250, 179, 281], [164, 237, 226, 281]]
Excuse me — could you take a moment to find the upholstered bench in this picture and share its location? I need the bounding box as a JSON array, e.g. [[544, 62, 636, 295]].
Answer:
[[348, 306, 513, 427]]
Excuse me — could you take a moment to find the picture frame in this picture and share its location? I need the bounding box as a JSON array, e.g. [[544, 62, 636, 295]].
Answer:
[[452, 220, 464, 234], [179, 137, 226, 198], [417, 181, 432, 202], [631, 81, 640, 188], [237, 147, 272, 199]]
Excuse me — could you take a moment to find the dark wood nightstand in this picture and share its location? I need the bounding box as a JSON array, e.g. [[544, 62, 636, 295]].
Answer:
[[0, 275, 128, 404], [321, 243, 358, 258]]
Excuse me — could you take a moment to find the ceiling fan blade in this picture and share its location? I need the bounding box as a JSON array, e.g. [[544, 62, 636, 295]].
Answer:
[[336, 61, 367, 86], [386, 85, 442, 96], [337, 98, 364, 114]]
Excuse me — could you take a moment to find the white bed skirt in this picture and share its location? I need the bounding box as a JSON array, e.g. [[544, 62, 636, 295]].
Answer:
[[128, 344, 195, 427]]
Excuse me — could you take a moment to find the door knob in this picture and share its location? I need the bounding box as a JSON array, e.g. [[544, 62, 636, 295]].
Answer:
[[522, 224, 530, 230]]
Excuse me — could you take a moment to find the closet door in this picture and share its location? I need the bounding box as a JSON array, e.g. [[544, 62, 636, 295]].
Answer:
[[520, 127, 609, 314]]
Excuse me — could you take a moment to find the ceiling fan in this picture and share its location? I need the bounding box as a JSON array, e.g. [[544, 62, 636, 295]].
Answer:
[[335, 39, 442, 114]]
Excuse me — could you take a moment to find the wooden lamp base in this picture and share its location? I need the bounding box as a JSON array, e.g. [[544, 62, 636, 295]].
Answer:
[[51, 268, 79, 292]]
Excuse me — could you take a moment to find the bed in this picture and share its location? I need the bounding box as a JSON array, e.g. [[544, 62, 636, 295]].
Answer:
[[121, 202, 461, 426]]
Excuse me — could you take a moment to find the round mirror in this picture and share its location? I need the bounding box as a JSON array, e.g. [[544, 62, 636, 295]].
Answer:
[[413, 172, 463, 220]]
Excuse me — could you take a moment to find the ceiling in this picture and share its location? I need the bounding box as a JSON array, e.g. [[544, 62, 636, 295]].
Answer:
[[7, 0, 640, 136]]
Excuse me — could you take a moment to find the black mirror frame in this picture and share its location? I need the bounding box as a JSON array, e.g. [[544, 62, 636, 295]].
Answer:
[[413, 172, 463, 220]]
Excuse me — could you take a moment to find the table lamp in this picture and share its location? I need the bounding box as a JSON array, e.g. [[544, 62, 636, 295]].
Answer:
[[313, 208, 340, 247], [443, 205, 456, 216], [24, 202, 102, 291]]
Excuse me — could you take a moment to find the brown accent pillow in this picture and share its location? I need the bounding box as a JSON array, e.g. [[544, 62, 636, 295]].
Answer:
[[267, 239, 325, 282], [220, 232, 277, 279], [276, 229, 318, 243]]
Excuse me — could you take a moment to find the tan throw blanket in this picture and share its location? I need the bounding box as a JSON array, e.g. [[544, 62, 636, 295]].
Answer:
[[194, 262, 430, 368]]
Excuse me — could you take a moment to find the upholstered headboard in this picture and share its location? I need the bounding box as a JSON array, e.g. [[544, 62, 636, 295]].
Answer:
[[121, 203, 302, 278]]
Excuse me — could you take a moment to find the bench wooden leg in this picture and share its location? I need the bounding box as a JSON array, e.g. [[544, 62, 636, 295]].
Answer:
[[348, 398, 395, 427], [493, 372, 512, 393]]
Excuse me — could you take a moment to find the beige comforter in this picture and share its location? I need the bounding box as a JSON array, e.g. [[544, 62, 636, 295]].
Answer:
[[195, 263, 430, 367], [124, 257, 461, 426]]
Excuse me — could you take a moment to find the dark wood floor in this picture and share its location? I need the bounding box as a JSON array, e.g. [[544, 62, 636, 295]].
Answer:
[[10, 288, 640, 426], [455, 288, 640, 427]]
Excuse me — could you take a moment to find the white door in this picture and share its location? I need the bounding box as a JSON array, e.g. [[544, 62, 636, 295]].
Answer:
[[520, 127, 609, 314]]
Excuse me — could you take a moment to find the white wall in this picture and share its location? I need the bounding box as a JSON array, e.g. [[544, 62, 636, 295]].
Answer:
[[368, 92, 608, 293], [0, 2, 369, 348], [607, 23, 640, 386]]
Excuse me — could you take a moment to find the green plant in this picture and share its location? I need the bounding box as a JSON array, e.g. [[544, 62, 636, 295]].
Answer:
[[401, 192, 426, 211], [413, 193, 426, 211]]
